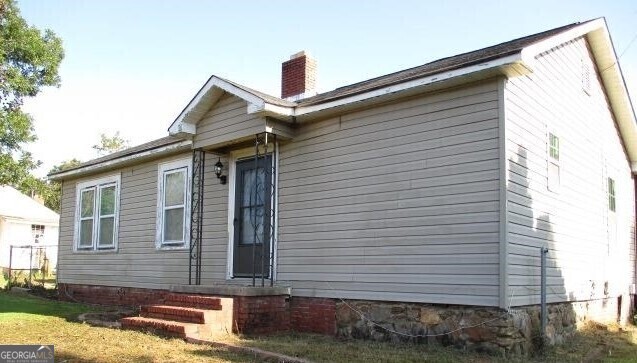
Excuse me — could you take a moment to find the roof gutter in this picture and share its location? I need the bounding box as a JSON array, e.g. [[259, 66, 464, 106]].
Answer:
[[249, 53, 528, 123], [1, 215, 59, 225], [290, 53, 527, 118], [49, 140, 193, 181]]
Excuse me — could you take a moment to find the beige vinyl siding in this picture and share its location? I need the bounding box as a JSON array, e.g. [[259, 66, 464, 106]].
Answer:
[[505, 37, 636, 306], [193, 93, 265, 149], [277, 81, 501, 306], [57, 152, 229, 289], [199, 154, 230, 284]]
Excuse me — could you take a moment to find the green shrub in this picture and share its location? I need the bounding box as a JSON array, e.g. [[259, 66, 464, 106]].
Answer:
[[0, 271, 8, 290]]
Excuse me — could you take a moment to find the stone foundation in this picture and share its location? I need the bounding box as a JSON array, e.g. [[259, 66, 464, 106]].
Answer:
[[58, 283, 629, 355], [335, 297, 625, 356]]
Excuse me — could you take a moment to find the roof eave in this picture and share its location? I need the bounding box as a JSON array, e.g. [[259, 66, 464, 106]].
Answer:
[[521, 18, 637, 167], [167, 53, 533, 127], [48, 139, 193, 181], [291, 53, 529, 121], [168, 76, 295, 136], [1, 215, 59, 224], [247, 102, 295, 119], [587, 24, 637, 170]]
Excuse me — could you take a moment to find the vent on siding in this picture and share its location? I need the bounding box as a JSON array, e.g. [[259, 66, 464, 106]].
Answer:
[[581, 58, 591, 95]]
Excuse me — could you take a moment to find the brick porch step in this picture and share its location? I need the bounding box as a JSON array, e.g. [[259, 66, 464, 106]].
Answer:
[[163, 293, 222, 310], [121, 316, 210, 339], [141, 305, 209, 324]]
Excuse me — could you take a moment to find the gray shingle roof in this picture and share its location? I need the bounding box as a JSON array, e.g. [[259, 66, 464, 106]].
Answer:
[[217, 76, 296, 107], [48, 136, 187, 177], [297, 20, 590, 106], [207, 20, 591, 108]]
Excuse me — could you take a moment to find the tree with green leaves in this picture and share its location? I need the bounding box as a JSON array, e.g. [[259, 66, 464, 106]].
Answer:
[[38, 158, 81, 211], [0, 0, 64, 187], [92, 131, 129, 156], [42, 129, 129, 210], [15, 158, 80, 211], [48, 158, 82, 175]]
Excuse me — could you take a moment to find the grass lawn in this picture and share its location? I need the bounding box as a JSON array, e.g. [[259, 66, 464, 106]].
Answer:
[[236, 327, 637, 363], [1, 291, 637, 362], [0, 292, 256, 362]]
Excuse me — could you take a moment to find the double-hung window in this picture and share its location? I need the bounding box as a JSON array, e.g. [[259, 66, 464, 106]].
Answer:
[[74, 175, 120, 251], [156, 159, 191, 249]]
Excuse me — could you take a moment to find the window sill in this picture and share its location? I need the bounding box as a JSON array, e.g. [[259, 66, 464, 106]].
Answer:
[[156, 243, 189, 251], [74, 248, 118, 254]]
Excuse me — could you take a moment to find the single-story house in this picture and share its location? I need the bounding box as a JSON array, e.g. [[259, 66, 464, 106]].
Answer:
[[0, 185, 59, 272], [50, 18, 636, 352]]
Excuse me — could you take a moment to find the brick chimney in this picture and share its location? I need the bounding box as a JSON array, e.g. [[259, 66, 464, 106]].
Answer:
[[281, 51, 317, 101]]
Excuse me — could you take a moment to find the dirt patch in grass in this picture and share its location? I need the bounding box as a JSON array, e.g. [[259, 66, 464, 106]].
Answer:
[[28, 285, 60, 300], [78, 310, 138, 329], [81, 311, 133, 322]]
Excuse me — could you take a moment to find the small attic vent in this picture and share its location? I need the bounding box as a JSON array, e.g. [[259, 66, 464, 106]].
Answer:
[[581, 58, 591, 95]]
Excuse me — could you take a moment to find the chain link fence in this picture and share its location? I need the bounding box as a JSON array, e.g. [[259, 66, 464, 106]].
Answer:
[[3, 244, 57, 289]]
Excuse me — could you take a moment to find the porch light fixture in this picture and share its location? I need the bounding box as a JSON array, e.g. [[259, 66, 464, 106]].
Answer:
[[214, 158, 227, 184]]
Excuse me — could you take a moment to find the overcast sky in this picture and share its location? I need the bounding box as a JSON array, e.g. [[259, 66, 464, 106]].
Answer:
[[17, 0, 637, 177]]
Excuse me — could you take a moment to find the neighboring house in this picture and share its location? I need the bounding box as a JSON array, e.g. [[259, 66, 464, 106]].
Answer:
[[0, 186, 59, 272], [50, 18, 636, 352]]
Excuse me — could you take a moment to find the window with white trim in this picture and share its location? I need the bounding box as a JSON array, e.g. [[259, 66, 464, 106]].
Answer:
[[156, 159, 191, 249], [547, 132, 560, 191], [74, 175, 120, 251]]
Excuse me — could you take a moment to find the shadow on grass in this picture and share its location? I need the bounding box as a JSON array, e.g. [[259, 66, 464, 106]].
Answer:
[[56, 351, 255, 363], [55, 352, 156, 363], [55, 348, 258, 363], [187, 347, 267, 363], [0, 291, 97, 321], [225, 332, 501, 363], [201, 329, 637, 363], [56, 350, 260, 363]]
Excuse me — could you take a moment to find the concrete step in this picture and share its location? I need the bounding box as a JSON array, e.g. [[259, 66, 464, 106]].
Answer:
[[121, 316, 210, 339], [164, 293, 222, 310], [141, 305, 210, 324]]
